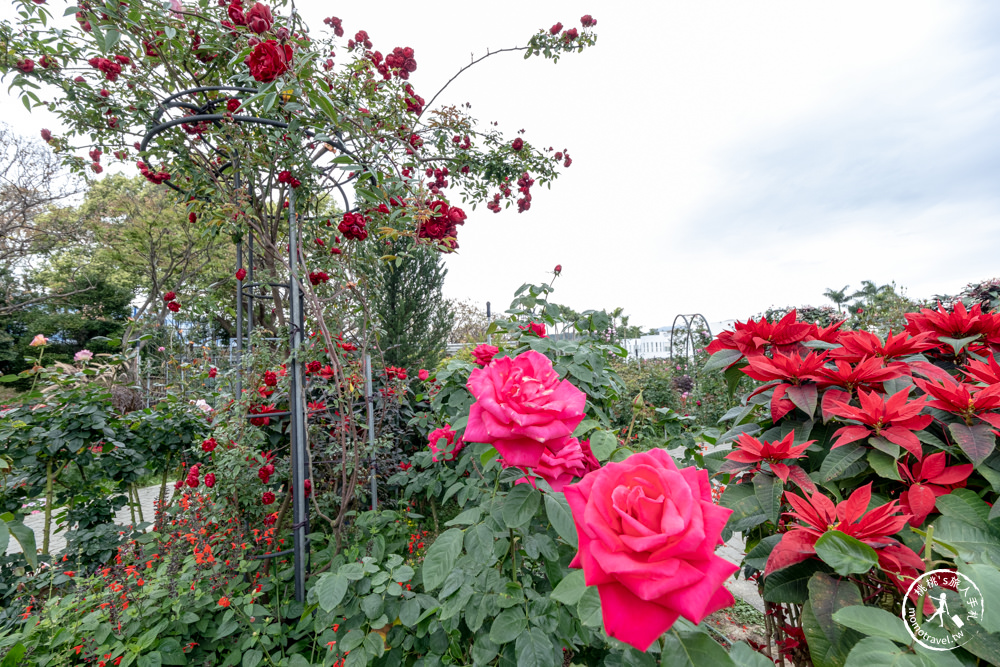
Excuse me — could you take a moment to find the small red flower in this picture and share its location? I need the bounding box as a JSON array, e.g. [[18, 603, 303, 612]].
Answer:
[[202, 437, 217, 452], [262, 491, 275, 505], [218, 596, 231, 607], [163, 291, 177, 302], [167, 301, 181, 313], [511, 137, 524, 151], [236, 267, 247, 281]]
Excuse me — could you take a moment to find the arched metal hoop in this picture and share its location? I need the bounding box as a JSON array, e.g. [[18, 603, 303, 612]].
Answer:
[[669, 314, 713, 363]]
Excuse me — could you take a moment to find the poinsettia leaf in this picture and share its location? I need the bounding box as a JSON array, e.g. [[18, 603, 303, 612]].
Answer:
[[868, 436, 900, 459], [948, 422, 996, 467], [820, 443, 868, 482], [744, 534, 782, 571], [832, 606, 910, 645], [754, 473, 783, 524], [704, 348, 743, 373], [763, 559, 823, 603], [801, 573, 865, 667], [867, 450, 902, 481], [786, 384, 819, 418], [939, 334, 982, 356], [814, 530, 878, 576]]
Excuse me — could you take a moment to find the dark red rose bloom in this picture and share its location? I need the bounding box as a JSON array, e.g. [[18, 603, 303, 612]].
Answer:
[[554, 264, 562, 275], [163, 291, 176, 302], [16, 59, 35, 73], [581, 14, 596, 27], [209, 367, 218, 378], [264, 370, 277, 386], [262, 491, 275, 505], [338, 212, 368, 240], [247, 39, 292, 82], [167, 301, 181, 312], [550, 22, 563, 35], [204, 473, 216, 488], [511, 138, 524, 151], [235, 268, 247, 281], [563, 28, 579, 40], [40, 129, 52, 143], [227, 1, 246, 25], [245, 2, 273, 34], [188, 212, 196, 223], [227, 98, 241, 112], [202, 437, 218, 452]]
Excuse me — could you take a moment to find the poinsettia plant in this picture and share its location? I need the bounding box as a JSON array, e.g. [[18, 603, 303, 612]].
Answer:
[[706, 303, 1000, 666]]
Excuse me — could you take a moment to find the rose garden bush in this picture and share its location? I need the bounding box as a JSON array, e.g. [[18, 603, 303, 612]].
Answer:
[[7, 0, 1000, 664]]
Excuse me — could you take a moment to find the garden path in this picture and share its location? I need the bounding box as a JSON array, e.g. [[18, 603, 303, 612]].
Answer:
[[5, 484, 172, 557]]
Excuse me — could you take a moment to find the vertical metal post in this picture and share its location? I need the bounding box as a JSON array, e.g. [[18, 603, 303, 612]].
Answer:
[[287, 190, 308, 603], [234, 153, 244, 398], [248, 227, 255, 337], [365, 354, 377, 511], [486, 301, 492, 345]]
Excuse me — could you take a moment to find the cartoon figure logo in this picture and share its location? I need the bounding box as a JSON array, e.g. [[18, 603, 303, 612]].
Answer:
[[902, 569, 985, 651]]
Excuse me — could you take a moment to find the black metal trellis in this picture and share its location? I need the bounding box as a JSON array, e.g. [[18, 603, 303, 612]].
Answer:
[[669, 313, 713, 364], [140, 86, 320, 602]]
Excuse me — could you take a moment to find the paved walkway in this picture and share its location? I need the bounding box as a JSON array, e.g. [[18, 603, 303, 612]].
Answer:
[[6, 484, 172, 556]]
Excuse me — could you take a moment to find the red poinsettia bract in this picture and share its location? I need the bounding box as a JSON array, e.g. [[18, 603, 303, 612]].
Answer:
[[765, 484, 923, 591], [914, 376, 1000, 429], [963, 354, 1000, 386], [706, 310, 814, 360], [811, 356, 909, 394], [723, 432, 815, 491], [830, 330, 938, 364], [897, 452, 973, 527], [905, 302, 1000, 355], [828, 388, 931, 458]]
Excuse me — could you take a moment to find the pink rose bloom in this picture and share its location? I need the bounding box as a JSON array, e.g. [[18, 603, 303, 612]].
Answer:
[[418, 369, 430, 381], [471, 344, 498, 367], [428, 425, 463, 462], [532, 436, 600, 491], [465, 350, 586, 467], [74, 349, 93, 362], [564, 448, 738, 651]]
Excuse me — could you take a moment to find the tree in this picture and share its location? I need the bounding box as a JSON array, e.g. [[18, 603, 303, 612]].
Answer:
[[67, 175, 233, 342], [447, 298, 491, 345], [0, 251, 132, 385], [367, 241, 453, 370], [822, 284, 851, 314], [0, 124, 85, 314]]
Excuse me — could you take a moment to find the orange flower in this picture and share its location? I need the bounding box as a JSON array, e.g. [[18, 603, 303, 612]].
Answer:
[[218, 597, 231, 607]]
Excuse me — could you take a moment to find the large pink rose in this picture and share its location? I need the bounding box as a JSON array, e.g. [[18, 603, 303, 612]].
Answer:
[[465, 350, 586, 467], [564, 448, 737, 651]]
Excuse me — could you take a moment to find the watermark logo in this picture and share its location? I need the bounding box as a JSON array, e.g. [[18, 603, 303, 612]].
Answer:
[[902, 569, 984, 651]]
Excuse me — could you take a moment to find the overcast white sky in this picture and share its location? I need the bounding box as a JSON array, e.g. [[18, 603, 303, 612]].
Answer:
[[5, 1, 1000, 328]]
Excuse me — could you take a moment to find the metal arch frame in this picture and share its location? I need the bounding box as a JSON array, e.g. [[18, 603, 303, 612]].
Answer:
[[141, 85, 315, 602], [669, 313, 713, 364]]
